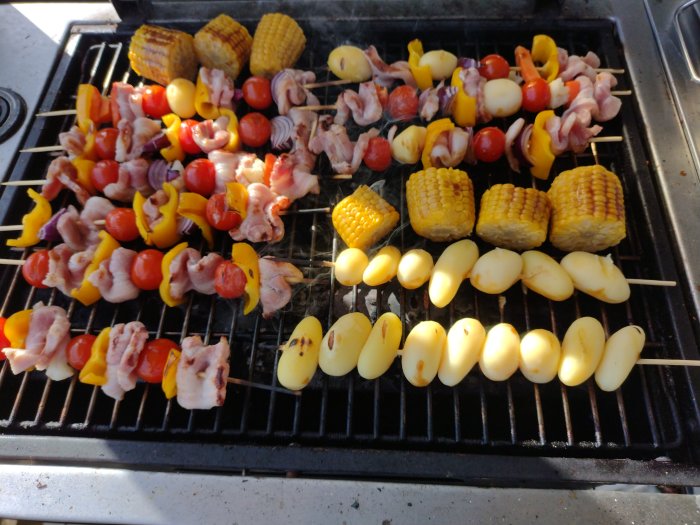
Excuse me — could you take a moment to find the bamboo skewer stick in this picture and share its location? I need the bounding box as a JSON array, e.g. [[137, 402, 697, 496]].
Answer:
[[636, 358, 700, 367], [0, 258, 25, 266], [293, 104, 337, 111], [36, 109, 77, 117], [510, 66, 625, 74], [626, 278, 677, 287], [19, 145, 65, 153], [302, 79, 353, 89]]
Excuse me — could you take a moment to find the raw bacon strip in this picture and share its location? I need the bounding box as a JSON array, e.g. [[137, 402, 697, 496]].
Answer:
[[87, 247, 140, 303], [459, 67, 491, 123], [114, 117, 161, 163], [230, 183, 289, 243], [418, 82, 442, 121], [192, 116, 230, 153], [309, 117, 379, 174], [103, 158, 151, 202], [259, 257, 303, 319], [364, 46, 416, 88], [557, 49, 601, 82], [187, 252, 224, 295], [592, 72, 622, 122], [56, 205, 98, 252], [333, 81, 383, 126], [80, 196, 116, 225], [102, 321, 148, 401], [176, 336, 230, 410], [199, 67, 234, 110], [208, 150, 265, 192], [41, 156, 90, 204], [167, 247, 198, 302], [271, 69, 320, 116], [268, 154, 319, 202], [58, 126, 86, 158], [110, 82, 145, 125], [430, 128, 470, 168], [43, 244, 93, 296]]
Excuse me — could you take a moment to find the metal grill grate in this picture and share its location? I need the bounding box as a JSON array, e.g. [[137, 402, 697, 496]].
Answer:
[[0, 18, 693, 475]]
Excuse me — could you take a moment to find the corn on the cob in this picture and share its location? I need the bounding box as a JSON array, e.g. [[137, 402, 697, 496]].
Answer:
[[194, 14, 253, 81], [406, 167, 475, 242], [250, 13, 306, 78], [128, 25, 198, 86], [476, 184, 550, 251], [548, 165, 626, 252], [332, 185, 399, 251]]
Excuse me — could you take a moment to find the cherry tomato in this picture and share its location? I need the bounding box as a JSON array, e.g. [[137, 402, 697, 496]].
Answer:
[[183, 158, 216, 197], [214, 261, 247, 299], [387, 85, 419, 121], [94, 128, 119, 160], [473, 127, 506, 163], [242, 76, 272, 110], [239, 112, 272, 148], [130, 249, 164, 291], [522, 78, 551, 113], [105, 208, 139, 242], [206, 193, 242, 231], [478, 54, 511, 80], [91, 160, 119, 192], [22, 249, 50, 288], [136, 338, 178, 383], [0, 318, 9, 361], [178, 119, 202, 155], [66, 334, 96, 370], [363, 137, 392, 171], [375, 85, 389, 108], [565, 80, 581, 105], [142, 85, 171, 118]]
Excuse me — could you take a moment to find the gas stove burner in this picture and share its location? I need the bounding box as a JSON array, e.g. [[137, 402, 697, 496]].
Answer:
[[0, 87, 26, 143]]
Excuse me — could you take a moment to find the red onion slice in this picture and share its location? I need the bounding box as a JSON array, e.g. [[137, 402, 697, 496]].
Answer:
[[39, 208, 67, 242], [504, 118, 525, 173], [457, 57, 480, 70], [141, 132, 170, 155], [177, 217, 195, 235], [148, 159, 181, 191], [271, 71, 285, 107], [512, 124, 535, 169], [270, 115, 294, 151], [437, 85, 457, 116]]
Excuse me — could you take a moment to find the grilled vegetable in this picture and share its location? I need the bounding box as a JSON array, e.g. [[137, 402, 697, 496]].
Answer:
[[194, 14, 252, 81], [521, 250, 574, 301], [429, 239, 479, 308], [363, 246, 401, 286], [357, 312, 402, 380], [470, 248, 523, 295], [560, 251, 630, 304], [401, 321, 447, 387], [332, 185, 399, 251], [479, 323, 520, 381], [319, 313, 372, 376], [595, 325, 645, 392], [391, 125, 427, 165], [277, 316, 322, 391], [328, 45, 372, 82], [6, 189, 51, 248], [128, 25, 197, 86], [397, 249, 433, 290], [334, 248, 369, 286], [482, 78, 522, 118], [548, 165, 626, 252], [250, 13, 306, 78], [519, 329, 561, 383], [406, 167, 475, 242], [558, 317, 606, 387], [418, 50, 458, 81], [476, 184, 550, 251], [529, 110, 556, 180], [438, 318, 486, 386], [166, 80, 197, 119]]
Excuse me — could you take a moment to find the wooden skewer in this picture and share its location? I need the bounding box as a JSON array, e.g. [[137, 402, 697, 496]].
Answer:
[[36, 109, 77, 117], [0, 258, 24, 266], [0, 225, 24, 232], [510, 66, 625, 74], [294, 104, 337, 112], [1, 179, 49, 186], [636, 358, 700, 367], [19, 145, 64, 154], [589, 136, 623, 143], [626, 278, 676, 287], [303, 79, 353, 89]]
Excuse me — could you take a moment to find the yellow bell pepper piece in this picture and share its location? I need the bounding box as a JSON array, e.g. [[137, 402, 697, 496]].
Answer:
[[79, 327, 111, 386], [76, 84, 97, 135], [134, 183, 182, 249], [160, 113, 185, 163], [194, 72, 220, 120], [225, 182, 248, 220], [232, 242, 260, 315], [450, 69, 477, 128], [162, 348, 181, 399], [71, 157, 97, 194], [529, 110, 556, 180], [408, 39, 433, 91], [71, 231, 120, 306], [159, 242, 189, 308], [531, 34, 559, 83], [177, 192, 214, 249], [7, 189, 52, 248], [219, 108, 240, 152], [4, 309, 33, 350], [421, 118, 455, 169]]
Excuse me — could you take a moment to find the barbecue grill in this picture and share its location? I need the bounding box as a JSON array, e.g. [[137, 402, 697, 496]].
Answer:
[[2, 1, 700, 517]]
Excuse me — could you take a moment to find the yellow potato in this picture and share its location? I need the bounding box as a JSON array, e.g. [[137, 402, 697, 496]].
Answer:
[[418, 50, 458, 80], [319, 313, 372, 376], [483, 79, 522, 118], [479, 323, 521, 381], [327, 45, 372, 82], [363, 246, 401, 286], [558, 317, 606, 386], [595, 325, 645, 392], [401, 321, 447, 387], [470, 248, 522, 295], [277, 316, 323, 391], [438, 318, 486, 386], [357, 312, 403, 379], [429, 239, 479, 308], [166, 78, 197, 119], [335, 248, 369, 286], [521, 250, 574, 301], [391, 125, 427, 164], [519, 329, 561, 383], [397, 249, 433, 289], [560, 252, 630, 304]]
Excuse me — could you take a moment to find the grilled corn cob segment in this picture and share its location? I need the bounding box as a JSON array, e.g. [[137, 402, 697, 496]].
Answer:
[[548, 165, 626, 252], [129, 25, 198, 86], [194, 14, 253, 81], [406, 167, 475, 242], [476, 184, 550, 250], [250, 13, 306, 78], [332, 185, 399, 251]]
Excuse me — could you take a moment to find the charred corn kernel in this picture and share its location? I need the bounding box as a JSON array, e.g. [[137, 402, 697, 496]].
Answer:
[[548, 165, 626, 252], [560, 252, 630, 304], [520, 329, 561, 384], [277, 316, 322, 390], [521, 250, 574, 301], [363, 246, 401, 286], [406, 167, 475, 242], [476, 184, 550, 250], [470, 248, 522, 295], [129, 24, 197, 85], [438, 318, 486, 386], [357, 312, 402, 380], [332, 185, 399, 251], [319, 313, 372, 376], [429, 239, 479, 308], [335, 248, 369, 286], [401, 321, 447, 387], [397, 249, 433, 289], [479, 323, 521, 381], [194, 14, 252, 81], [595, 325, 645, 392], [558, 317, 606, 387], [250, 13, 306, 78]]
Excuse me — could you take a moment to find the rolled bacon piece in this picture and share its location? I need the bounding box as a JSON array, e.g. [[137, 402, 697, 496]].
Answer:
[[177, 336, 230, 410], [101, 321, 149, 401]]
